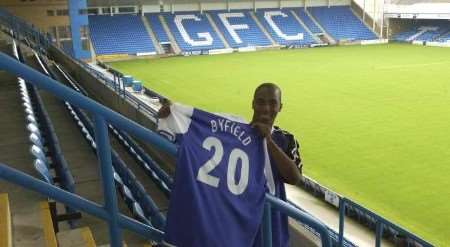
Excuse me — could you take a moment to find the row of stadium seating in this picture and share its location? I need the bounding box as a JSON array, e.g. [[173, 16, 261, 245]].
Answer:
[[15, 43, 77, 196], [255, 9, 316, 46], [89, 14, 156, 55], [208, 10, 272, 48], [19, 76, 54, 184], [161, 12, 225, 51], [392, 23, 450, 42], [436, 32, 450, 42], [60, 65, 167, 229], [295, 8, 322, 34], [33, 42, 168, 237], [308, 6, 377, 41], [48, 51, 169, 243], [146, 14, 170, 43], [65, 99, 163, 229], [14, 43, 83, 234], [88, 6, 377, 55]]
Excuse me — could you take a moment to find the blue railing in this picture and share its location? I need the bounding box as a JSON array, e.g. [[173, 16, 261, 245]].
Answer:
[[0, 162, 164, 242], [0, 50, 332, 246], [339, 198, 433, 247], [32, 51, 166, 229]]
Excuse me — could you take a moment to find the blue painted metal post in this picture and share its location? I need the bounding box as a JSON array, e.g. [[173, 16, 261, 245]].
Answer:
[[375, 221, 383, 247], [68, 0, 90, 59], [338, 198, 345, 247], [94, 115, 122, 246], [262, 202, 272, 247]]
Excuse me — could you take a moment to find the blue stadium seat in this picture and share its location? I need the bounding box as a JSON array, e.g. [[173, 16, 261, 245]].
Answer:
[[132, 202, 151, 225], [30, 145, 47, 164], [29, 133, 43, 148], [27, 123, 41, 137], [34, 159, 52, 184], [26, 115, 37, 124], [393, 24, 449, 42]]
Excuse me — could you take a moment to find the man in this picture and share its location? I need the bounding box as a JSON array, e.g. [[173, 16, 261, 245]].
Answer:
[[157, 82, 302, 246], [250, 82, 302, 247]]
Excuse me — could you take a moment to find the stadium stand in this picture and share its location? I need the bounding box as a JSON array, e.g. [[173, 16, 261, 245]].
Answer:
[[391, 29, 417, 41], [89, 14, 156, 55], [295, 8, 323, 34], [23, 43, 165, 244], [53, 63, 168, 230], [254, 9, 316, 46], [1, 4, 442, 247], [392, 24, 449, 42], [161, 12, 225, 52], [208, 10, 272, 48], [416, 28, 441, 41], [308, 6, 377, 41], [145, 13, 170, 44], [436, 31, 450, 42]]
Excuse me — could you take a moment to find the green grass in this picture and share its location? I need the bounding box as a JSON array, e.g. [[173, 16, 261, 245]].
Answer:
[[109, 44, 450, 246]]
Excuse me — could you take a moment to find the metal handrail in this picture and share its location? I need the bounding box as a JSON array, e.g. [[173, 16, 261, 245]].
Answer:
[[0, 52, 177, 156], [0, 51, 174, 246], [0, 162, 164, 241], [265, 194, 332, 247], [339, 198, 433, 247]]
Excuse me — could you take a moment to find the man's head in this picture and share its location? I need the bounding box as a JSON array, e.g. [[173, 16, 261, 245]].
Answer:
[[252, 82, 282, 127]]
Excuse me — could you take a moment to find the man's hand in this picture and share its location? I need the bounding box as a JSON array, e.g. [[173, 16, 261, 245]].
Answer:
[[157, 98, 172, 119], [252, 121, 301, 185], [250, 121, 272, 139]]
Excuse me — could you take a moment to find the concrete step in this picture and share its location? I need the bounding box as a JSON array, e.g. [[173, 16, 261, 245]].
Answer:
[[57, 227, 96, 247], [141, 15, 164, 55], [0, 49, 46, 247], [290, 10, 322, 44], [158, 15, 181, 54], [304, 9, 336, 44], [0, 193, 12, 247], [39, 201, 58, 247]]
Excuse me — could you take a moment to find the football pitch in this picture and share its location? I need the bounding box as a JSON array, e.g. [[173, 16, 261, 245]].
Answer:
[[108, 44, 450, 245]]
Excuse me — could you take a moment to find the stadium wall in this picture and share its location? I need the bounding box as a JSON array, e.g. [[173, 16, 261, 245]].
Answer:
[[94, 0, 352, 14], [0, 0, 68, 32], [351, 1, 382, 36], [306, 0, 350, 7], [201, 3, 228, 11], [142, 5, 160, 13]]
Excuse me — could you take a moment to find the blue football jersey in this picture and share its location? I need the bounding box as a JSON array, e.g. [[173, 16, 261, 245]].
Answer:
[[158, 103, 271, 247]]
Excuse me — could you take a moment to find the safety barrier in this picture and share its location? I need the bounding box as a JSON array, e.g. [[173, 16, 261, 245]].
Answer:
[[339, 198, 433, 247]]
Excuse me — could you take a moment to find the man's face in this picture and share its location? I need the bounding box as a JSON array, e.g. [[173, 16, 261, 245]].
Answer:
[[252, 86, 282, 126]]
